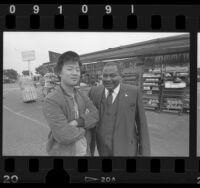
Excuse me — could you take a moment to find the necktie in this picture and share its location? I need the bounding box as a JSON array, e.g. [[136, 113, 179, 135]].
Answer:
[[106, 89, 113, 105]]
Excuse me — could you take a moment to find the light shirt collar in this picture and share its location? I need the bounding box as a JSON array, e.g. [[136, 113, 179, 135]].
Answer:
[[105, 84, 120, 104]]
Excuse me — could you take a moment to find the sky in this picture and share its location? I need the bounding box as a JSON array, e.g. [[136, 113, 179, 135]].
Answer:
[[3, 32, 189, 75]]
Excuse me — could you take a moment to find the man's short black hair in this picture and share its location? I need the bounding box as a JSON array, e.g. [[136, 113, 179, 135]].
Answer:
[[55, 51, 81, 75], [103, 61, 122, 76]]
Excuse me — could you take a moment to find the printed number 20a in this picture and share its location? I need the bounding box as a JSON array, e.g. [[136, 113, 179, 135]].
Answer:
[[3, 175, 19, 183], [101, 177, 116, 183]]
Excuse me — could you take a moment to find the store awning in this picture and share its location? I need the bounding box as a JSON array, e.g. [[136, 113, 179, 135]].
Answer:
[[43, 34, 189, 67], [80, 34, 189, 64]]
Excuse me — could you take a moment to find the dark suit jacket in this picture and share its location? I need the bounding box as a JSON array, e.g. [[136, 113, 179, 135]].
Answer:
[[88, 84, 151, 156]]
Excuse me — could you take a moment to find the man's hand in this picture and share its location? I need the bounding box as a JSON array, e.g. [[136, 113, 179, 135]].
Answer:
[[68, 120, 78, 127]]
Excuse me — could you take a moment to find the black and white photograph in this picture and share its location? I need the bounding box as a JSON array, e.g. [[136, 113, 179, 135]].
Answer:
[[197, 33, 200, 156], [3, 32, 190, 157]]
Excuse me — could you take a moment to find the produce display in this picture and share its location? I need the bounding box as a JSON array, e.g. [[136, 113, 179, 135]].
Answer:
[[122, 72, 139, 86], [19, 76, 38, 103], [164, 98, 183, 110], [142, 68, 161, 110], [22, 87, 37, 102], [142, 73, 161, 78], [43, 73, 60, 97], [160, 65, 189, 114], [164, 81, 186, 88], [141, 64, 189, 114], [143, 98, 159, 107]]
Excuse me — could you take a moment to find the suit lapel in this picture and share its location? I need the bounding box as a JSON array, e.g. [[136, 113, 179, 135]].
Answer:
[[99, 87, 105, 121], [96, 84, 128, 123], [95, 86, 105, 113], [114, 84, 128, 128]]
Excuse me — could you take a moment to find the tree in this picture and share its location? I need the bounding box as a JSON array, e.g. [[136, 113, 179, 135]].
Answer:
[[3, 69, 18, 80], [22, 70, 30, 76], [35, 64, 54, 76], [35, 65, 48, 76]]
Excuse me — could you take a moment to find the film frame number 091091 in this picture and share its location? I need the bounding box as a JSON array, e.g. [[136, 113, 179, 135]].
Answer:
[[6, 4, 135, 15]]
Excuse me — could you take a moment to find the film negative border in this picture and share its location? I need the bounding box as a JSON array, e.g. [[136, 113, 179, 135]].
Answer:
[[0, 5, 199, 31], [0, 157, 199, 183], [0, 4, 199, 184]]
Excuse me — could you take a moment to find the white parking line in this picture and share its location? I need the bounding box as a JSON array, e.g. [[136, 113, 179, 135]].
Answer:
[[16, 106, 43, 115], [3, 105, 48, 129], [17, 110, 26, 114]]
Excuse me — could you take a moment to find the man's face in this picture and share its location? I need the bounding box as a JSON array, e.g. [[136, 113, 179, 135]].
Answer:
[[102, 65, 121, 91], [60, 61, 81, 86]]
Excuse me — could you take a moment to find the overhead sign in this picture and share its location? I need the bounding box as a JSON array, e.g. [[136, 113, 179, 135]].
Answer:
[[49, 51, 60, 63], [22, 50, 35, 61]]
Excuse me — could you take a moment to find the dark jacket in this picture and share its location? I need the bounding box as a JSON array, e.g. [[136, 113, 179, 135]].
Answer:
[[88, 84, 150, 156], [43, 85, 99, 156]]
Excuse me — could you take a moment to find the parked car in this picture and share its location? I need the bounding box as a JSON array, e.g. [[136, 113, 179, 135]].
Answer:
[[9, 79, 16, 83], [3, 77, 15, 83]]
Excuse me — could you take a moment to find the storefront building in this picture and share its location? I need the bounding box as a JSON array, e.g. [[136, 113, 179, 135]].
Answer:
[[38, 34, 190, 114]]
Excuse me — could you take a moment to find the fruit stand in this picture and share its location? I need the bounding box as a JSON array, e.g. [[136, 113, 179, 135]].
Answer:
[[42, 73, 60, 97], [19, 76, 38, 103]]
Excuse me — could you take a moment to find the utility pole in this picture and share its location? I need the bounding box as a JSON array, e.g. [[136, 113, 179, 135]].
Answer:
[[28, 60, 31, 77], [22, 50, 35, 78]]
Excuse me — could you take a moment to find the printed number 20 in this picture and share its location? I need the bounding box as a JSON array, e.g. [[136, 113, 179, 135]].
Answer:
[[3, 175, 19, 183]]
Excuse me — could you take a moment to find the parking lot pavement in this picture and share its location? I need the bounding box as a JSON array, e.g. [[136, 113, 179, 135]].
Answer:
[[146, 111, 189, 156], [3, 83, 189, 156], [3, 83, 49, 156]]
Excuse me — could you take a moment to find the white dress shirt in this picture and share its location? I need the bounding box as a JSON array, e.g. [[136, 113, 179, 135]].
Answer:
[[105, 84, 120, 104]]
